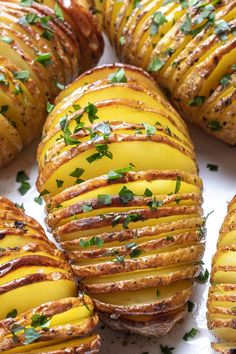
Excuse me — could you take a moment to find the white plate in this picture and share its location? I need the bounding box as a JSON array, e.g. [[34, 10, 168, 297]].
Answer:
[[0, 36, 235, 354]]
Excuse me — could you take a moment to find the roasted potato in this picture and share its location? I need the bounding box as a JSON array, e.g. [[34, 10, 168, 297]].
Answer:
[[37, 64, 204, 337], [93, 0, 236, 145], [207, 195, 236, 352], [0, 0, 103, 168], [0, 196, 100, 353]]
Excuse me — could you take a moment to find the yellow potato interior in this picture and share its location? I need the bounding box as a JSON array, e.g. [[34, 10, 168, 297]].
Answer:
[[0, 279, 76, 319]]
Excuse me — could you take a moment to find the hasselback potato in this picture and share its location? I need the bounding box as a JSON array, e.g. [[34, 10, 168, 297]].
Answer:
[[0, 196, 100, 353], [207, 195, 236, 354], [37, 63, 205, 337], [0, 0, 103, 168], [92, 0, 236, 145]]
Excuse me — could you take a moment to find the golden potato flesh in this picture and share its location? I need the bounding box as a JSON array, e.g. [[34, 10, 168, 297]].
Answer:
[[0, 0, 103, 167], [37, 63, 204, 337], [37, 64, 198, 198], [207, 195, 236, 349], [0, 196, 100, 353], [94, 0, 236, 145]]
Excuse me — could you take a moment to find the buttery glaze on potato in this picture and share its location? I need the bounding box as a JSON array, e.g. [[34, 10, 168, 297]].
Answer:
[[92, 0, 236, 145], [0, 196, 100, 353], [207, 195, 236, 353], [37, 64, 205, 337], [0, 0, 103, 167]]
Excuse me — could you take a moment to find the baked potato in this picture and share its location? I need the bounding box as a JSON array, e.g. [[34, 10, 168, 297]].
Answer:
[[207, 195, 236, 353], [0, 0, 103, 168], [37, 63, 205, 337], [92, 0, 236, 145], [0, 196, 100, 353]]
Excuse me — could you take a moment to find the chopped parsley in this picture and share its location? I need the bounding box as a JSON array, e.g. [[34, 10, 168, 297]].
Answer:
[[148, 58, 165, 72], [0, 73, 8, 86], [123, 213, 142, 229], [119, 186, 134, 204], [86, 144, 113, 164], [20, 0, 34, 5], [220, 74, 231, 88], [214, 19, 229, 40], [143, 123, 156, 135], [197, 268, 209, 283], [6, 309, 18, 319], [119, 36, 125, 45], [80, 236, 103, 248], [147, 197, 163, 210], [188, 96, 205, 106], [55, 2, 64, 21], [113, 255, 125, 263], [10, 324, 41, 345], [16, 170, 31, 196], [69, 168, 84, 184], [97, 194, 112, 205], [0, 36, 13, 44], [35, 52, 52, 66], [183, 328, 198, 341], [107, 163, 135, 181], [160, 345, 175, 354], [82, 204, 93, 213], [206, 163, 218, 171], [56, 179, 64, 188], [84, 103, 99, 123], [187, 301, 195, 312], [130, 246, 142, 258], [0, 105, 9, 115], [56, 82, 65, 90], [108, 68, 127, 83], [47, 101, 55, 113], [34, 195, 43, 205], [207, 120, 221, 131], [144, 188, 153, 197], [31, 314, 50, 328], [13, 70, 29, 82], [150, 11, 167, 36], [174, 176, 182, 194]]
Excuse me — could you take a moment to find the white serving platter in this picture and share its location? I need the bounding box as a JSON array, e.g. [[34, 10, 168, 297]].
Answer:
[[0, 36, 235, 354]]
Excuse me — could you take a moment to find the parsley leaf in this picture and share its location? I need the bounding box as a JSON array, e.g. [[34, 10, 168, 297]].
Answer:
[[197, 269, 209, 283], [119, 186, 134, 204], [183, 328, 198, 341], [150, 11, 167, 36], [55, 2, 64, 21], [16, 171, 31, 196], [108, 68, 128, 83], [188, 96, 205, 106], [6, 309, 18, 319], [107, 163, 135, 181], [207, 120, 221, 131], [160, 345, 175, 354], [86, 144, 113, 163], [80, 236, 103, 248], [84, 103, 99, 123], [98, 194, 112, 205], [35, 52, 52, 66], [148, 57, 165, 72], [13, 70, 29, 82]]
